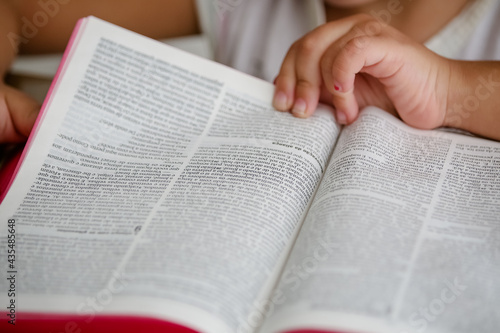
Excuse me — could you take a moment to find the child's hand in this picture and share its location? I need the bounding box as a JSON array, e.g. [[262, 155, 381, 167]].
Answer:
[[0, 82, 40, 143], [273, 14, 451, 130]]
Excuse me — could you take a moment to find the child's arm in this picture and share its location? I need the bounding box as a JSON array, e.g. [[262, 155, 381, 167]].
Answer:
[[273, 14, 500, 141], [445, 61, 500, 140], [17, 0, 200, 53]]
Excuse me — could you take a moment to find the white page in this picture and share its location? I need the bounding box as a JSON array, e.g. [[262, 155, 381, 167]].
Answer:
[[0, 17, 340, 333], [260, 107, 500, 333]]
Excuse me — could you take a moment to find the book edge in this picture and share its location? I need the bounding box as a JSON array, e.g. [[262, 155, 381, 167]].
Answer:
[[0, 312, 200, 333], [0, 17, 88, 204]]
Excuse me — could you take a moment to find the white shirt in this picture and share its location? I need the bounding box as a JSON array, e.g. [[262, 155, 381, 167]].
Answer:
[[197, 0, 500, 82]]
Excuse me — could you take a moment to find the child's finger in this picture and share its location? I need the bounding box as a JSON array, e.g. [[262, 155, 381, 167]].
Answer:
[[273, 48, 297, 112], [273, 15, 367, 116], [0, 84, 40, 143], [290, 42, 329, 118], [288, 22, 362, 118], [323, 35, 399, 124]]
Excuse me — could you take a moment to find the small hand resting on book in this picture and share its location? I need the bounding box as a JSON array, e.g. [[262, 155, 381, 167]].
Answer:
[[273, 14, 500, 141]]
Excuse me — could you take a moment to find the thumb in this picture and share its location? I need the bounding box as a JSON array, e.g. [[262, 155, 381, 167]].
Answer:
[[0, 84, 40, 143]]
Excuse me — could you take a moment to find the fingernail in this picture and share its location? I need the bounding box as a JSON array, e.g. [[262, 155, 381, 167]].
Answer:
[[273, 91, 288, 110], [336, 110, 347, 124], [292, 99, 307, 117]]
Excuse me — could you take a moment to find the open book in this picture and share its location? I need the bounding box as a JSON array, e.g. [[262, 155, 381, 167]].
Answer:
[[1, 16, 499, 333]]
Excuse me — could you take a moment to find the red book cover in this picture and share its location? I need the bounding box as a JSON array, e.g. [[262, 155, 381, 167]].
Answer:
[[0, 313, 200, 333], [0, 145, 23, 201]]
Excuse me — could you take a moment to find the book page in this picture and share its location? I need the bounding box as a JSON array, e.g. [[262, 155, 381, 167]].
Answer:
[[260, 107, 500, 333], [0, 17, 340, 333]]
